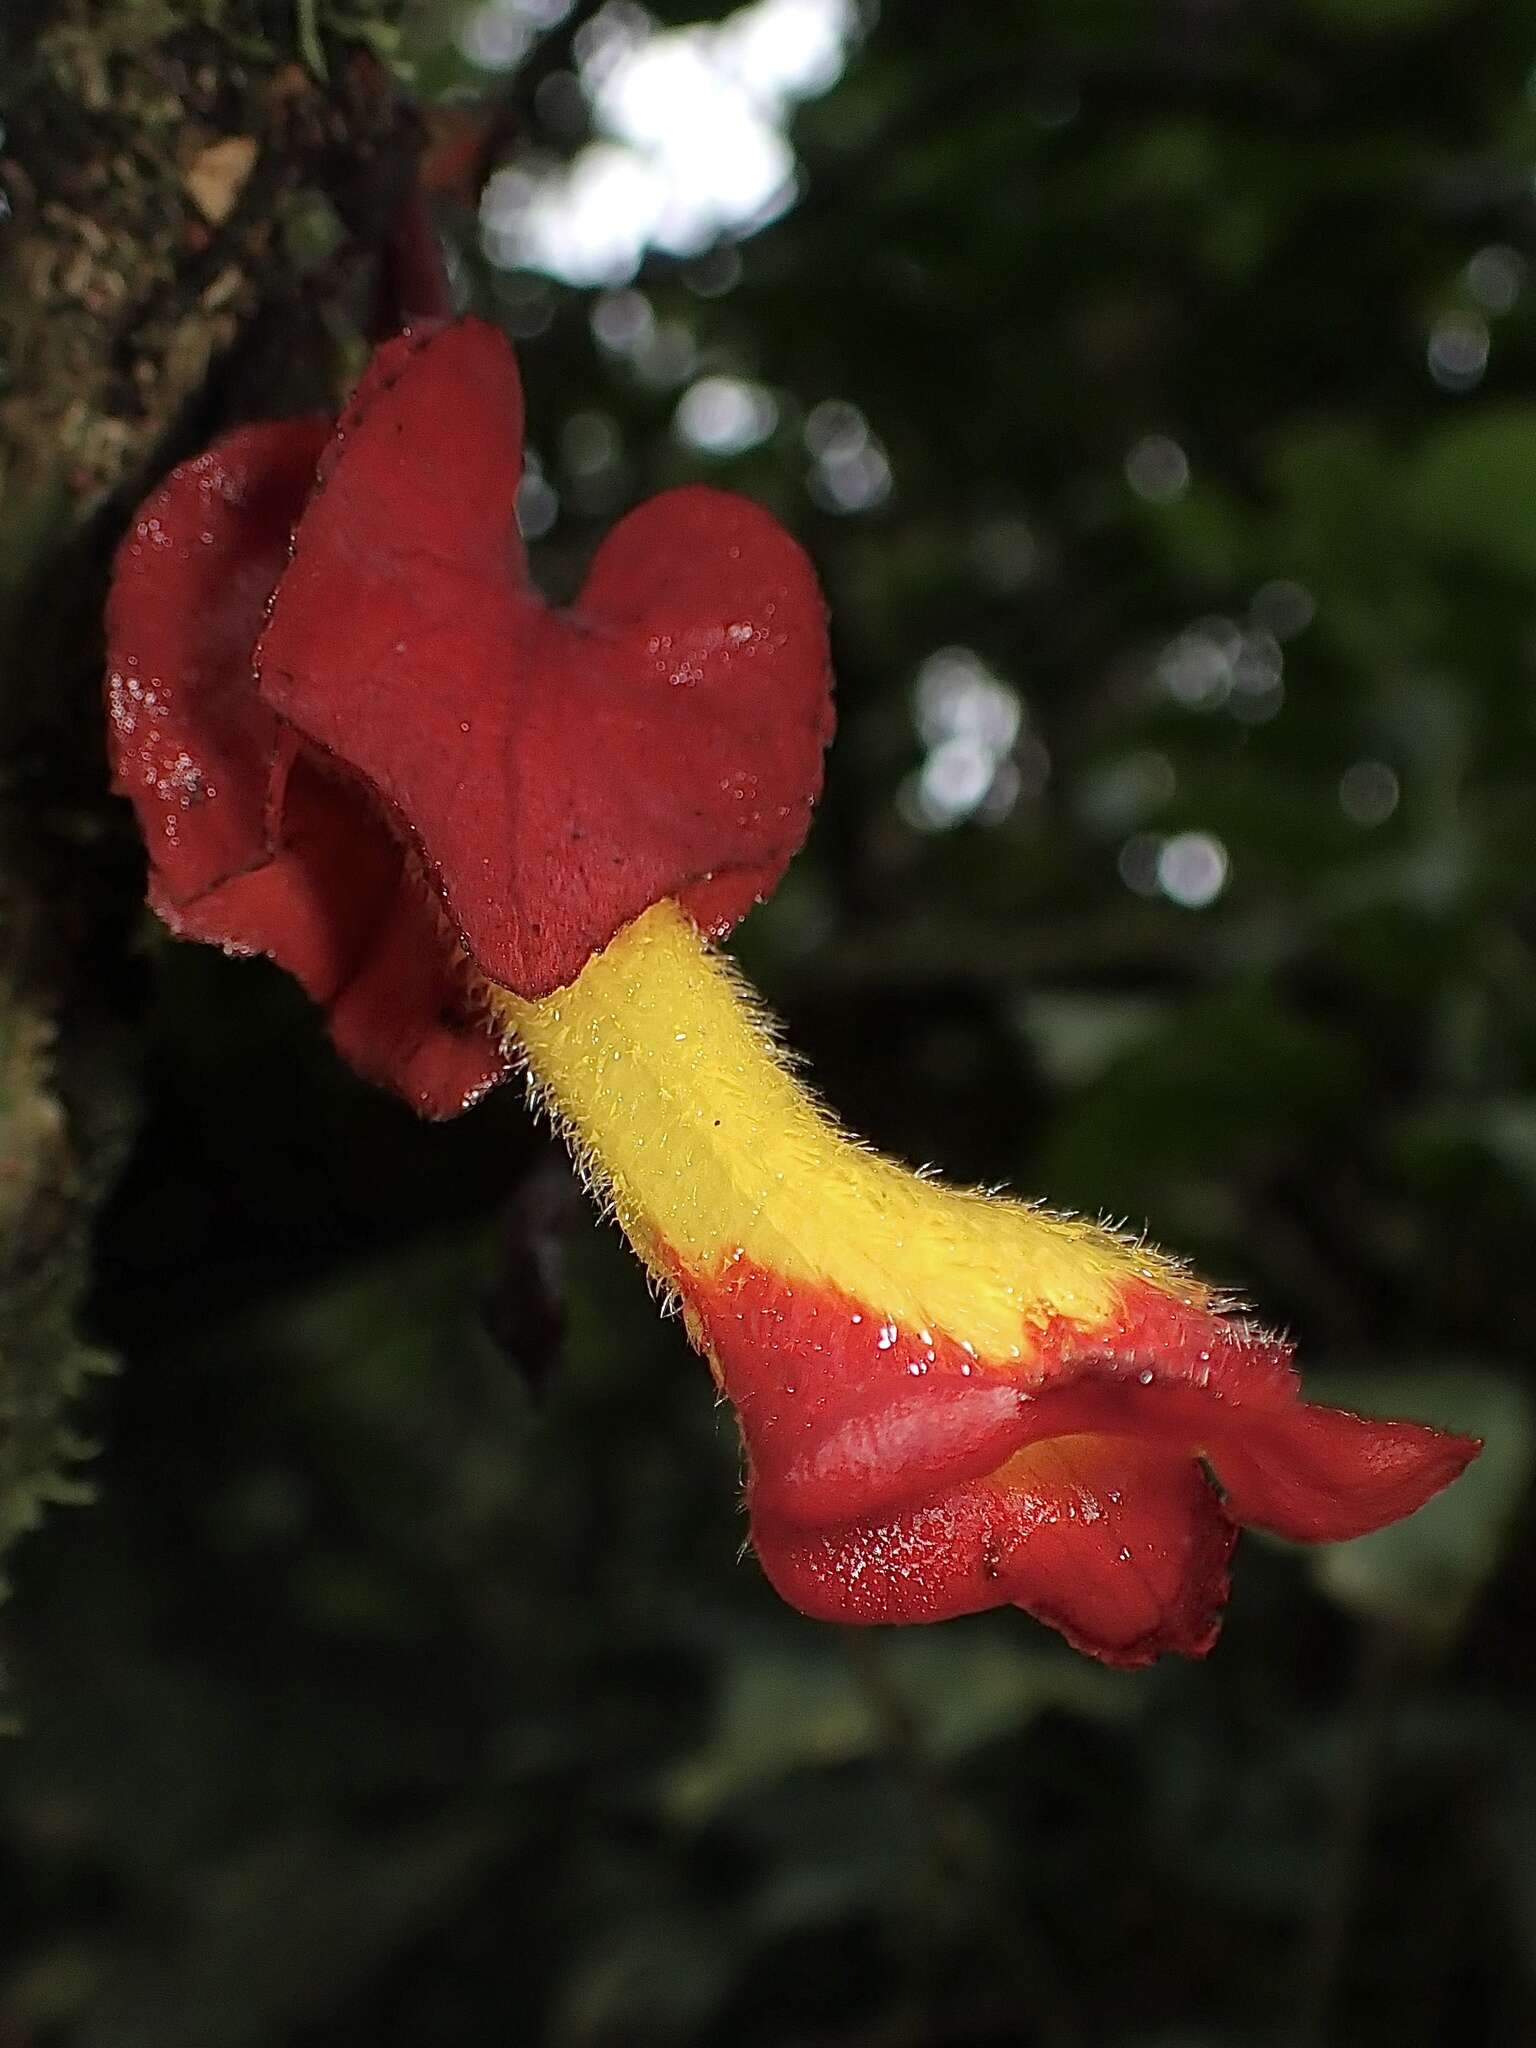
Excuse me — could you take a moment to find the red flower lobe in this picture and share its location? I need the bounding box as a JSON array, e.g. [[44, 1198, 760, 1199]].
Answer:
[[256, 320, 834, 999], [685, 1257, 1479, 1665], [105, 414, 509, 1116]]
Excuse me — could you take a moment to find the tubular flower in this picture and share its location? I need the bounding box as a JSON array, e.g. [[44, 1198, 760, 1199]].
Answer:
[[106, 319, 1477, 1666], [496, 905, 1476, 1666]]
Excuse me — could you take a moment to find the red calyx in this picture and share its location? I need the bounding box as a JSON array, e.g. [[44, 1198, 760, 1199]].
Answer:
[[105, 415, 505, 1117], [104, 318, 834, 1108]]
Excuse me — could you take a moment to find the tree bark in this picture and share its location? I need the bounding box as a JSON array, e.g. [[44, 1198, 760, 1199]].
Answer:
[[0, 0, 423, 1671]]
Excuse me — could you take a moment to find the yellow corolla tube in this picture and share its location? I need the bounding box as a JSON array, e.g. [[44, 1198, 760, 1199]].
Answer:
[[489, 899, 1194, 1355]]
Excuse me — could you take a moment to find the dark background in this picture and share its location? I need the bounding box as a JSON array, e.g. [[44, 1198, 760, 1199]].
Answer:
[[4, 1, 1536, 2042]]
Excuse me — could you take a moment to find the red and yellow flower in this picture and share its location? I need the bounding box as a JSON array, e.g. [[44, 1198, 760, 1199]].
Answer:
[[105, 319, 1477, 1666]]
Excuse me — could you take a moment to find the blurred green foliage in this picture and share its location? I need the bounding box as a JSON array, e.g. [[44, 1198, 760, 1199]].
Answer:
[[7, 0, 1536, 2042]]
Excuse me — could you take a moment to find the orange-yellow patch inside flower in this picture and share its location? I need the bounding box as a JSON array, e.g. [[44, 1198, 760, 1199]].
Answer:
[[489, 898, 1200, 1367]]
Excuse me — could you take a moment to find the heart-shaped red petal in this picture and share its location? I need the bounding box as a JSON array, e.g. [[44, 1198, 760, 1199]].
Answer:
[[105, 417, 509, 1118], [257, 319, 834, 998]]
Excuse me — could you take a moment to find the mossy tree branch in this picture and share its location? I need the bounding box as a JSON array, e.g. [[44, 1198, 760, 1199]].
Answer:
[[0, 0, 427, 1668]]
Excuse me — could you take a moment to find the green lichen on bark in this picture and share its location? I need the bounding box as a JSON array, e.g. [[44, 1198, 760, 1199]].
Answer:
[[0, 984, 117, 1585], [0, 0, 422, 1671]]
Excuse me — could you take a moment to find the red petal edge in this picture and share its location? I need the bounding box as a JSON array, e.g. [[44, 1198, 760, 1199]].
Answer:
[[107, 419, 332, 911], [105, 417, 509, 1118], [758, 1438, 1235, 1667], [682, 1258, 1479, 1665], [256, 318, 835, 998]]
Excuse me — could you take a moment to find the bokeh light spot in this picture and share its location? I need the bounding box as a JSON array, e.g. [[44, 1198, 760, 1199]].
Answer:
[[483, 0, 859, 287], [914, 648, 1022, 754], [1117, 832, 1164, 896], [902, 648, 1029, 830], [674, 376, 780, 454], [1125, 433, 1191, 504], [1338, 760, 1401, 826], [1466, 243, 1525, 315], [1157, 832, 1229, 908], [1427, 312, 1489, 393], [590, 288, 655, 354], [1251, 578, 1315, 640], [516, 455, 560, 539], [1157, 619, 1239, 708]]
